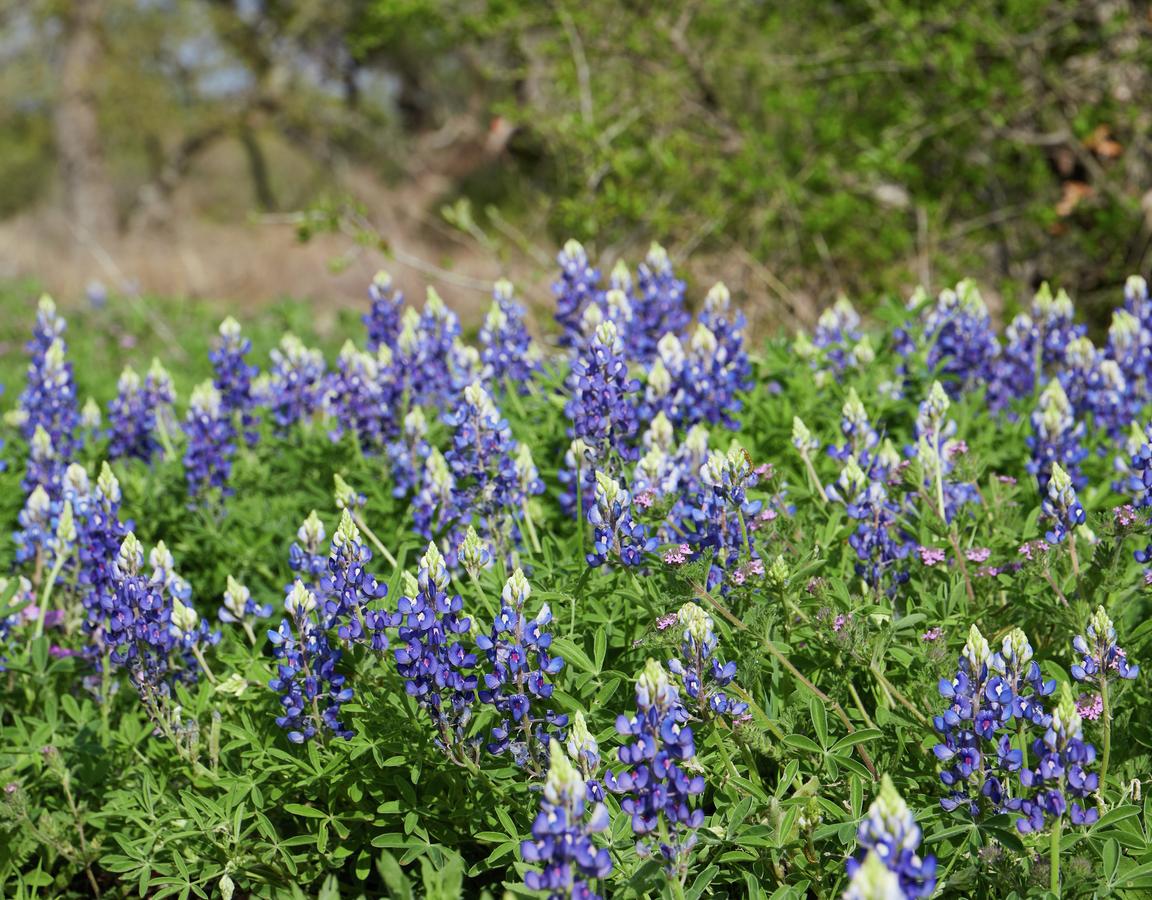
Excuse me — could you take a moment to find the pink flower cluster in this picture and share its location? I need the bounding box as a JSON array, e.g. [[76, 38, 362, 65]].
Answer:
[[1017, 540, 1050, 561], [918, 546, 947, 566], [964, 547, 991, 563], [663, 543, 692, 565], [1076, 693, 1104, 721], [731, 559, 765, 585], [1115, 504, 1139, 528], [921, 627, 943, 642]]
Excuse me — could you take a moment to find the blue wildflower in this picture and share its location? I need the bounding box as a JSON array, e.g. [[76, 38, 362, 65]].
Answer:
[[520, 739, 612, 899], [607, 659, 705, 877], [477, 569, 566, 772]]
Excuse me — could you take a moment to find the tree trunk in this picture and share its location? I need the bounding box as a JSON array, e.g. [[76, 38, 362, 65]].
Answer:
[[54, 0, 118, 240]]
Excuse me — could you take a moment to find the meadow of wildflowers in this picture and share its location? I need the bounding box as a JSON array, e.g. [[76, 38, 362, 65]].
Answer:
[[0, 257, 1151, 899]]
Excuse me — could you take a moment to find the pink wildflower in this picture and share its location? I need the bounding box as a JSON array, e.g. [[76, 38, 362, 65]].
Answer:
[[922, 627, 943, 642], [1076, 693, 1103, 721], [1115, 505, 1138, 528], [965, 547, 991, 563], [655, 613, 678, 631], [946, 441, 969, 460], [918, 546, 947, 566], [996, 475, 1017, 485], [833, 613, 850, 633], [634, 490, 655, 509]]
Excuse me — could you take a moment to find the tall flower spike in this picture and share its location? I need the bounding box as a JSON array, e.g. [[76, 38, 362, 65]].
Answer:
[[554, 239, 602, 348], [268, 579, 353, 743], [1027, 379, 1086, 495], [183, 381, 236, 499], [667, 602, 747, 719], [565, 319, 642, 462], [1041, 463, 1085, 544], [846, 776, 936, 898], [480, 279, 540, 390], [266, 334, 325, 433], [211, 316, 260, 446], [586, 472, 656, 568], [1072, 606, 1139, 685], [520, 740, 612, 898], [364, 271, 404, 353], [1010, 682, 1099, 833], [607, 659, 704, 877], [477, 568, 567, 772], [386, 406, 431, 498], [320, 508, 395, 648], [392, 542, 478, 764]]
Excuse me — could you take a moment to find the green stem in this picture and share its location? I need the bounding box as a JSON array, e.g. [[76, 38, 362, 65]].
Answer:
[[521, 500, 542, 554], [34, 556, 67, 638], [1050, 817, 1062, 897], [1100, 677, 1112, 786], [801, 451, 828, 503], [870, 663, 930, 727], [191, 644, 218, 685], [354, 513, 398, 567]]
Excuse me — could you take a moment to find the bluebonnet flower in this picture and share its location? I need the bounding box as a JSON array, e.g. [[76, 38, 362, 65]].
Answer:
[[364, 271, 404, 353], [457, 526, 492, 579], [169, 593, 221, 671], [268, 580, 353, 743], [902, 281, 998, 399], [393, 543, 478, 764], [27, 294, 66, 362], [183, 382, 236, 499], [933, 626, 1054, 816], [105, 533, 183, 696], [19, 337, 79, 464], [683, 444, 762, 585], [218, 575, 272, 644], [1111, 298, 1151, 379], [912, 382, 978, 523], [22, 425, 63, 494], [1040, 463, 1085, 544], [1010, 683, 1099, 833], [14, 482, 55, 567], [79, 397, 102, 443], [323, 341, 398, 450], [396, 288, 462, 409], [412, 447, 463, 548], [629, 244, 690, 362], [386, 407, 431, 498], [607, 659, 705, 877], [566, 710, 604, 801], [108, 361, 177, 463], [289, 511, 329, 591], [444, 381, 522, 542], [667, 603, 747, 719], [265, 334, 325, 433], [1071, 606, 1139, 686], [520, 739, 612, 899], [846, 776, 936, 899], [566, 320, 641, 461], [448, 339, 484, 393], [698, 282, 752, 396], [480, 279, 540, 389], [587, 472, 657, 567], [842, 851, 906, 900], [809, 296, 863, 377], [320, 510, 396, 649], [678, 323, 749, 429], [637, 334, 681, 424], [211, 316, 260, 446], [554, 239, 602, 349], [1027, 379, 1086, 495], [76, 463, 129, 635], [477, 569, 567, 772], [830, 389, 880, 464]]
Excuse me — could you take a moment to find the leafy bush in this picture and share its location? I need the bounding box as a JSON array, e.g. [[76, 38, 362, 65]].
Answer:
[[1, 252, 1151, 899]]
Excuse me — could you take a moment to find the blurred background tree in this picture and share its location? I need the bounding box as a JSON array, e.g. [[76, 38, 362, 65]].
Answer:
[[0, 0, 1149, 326]]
